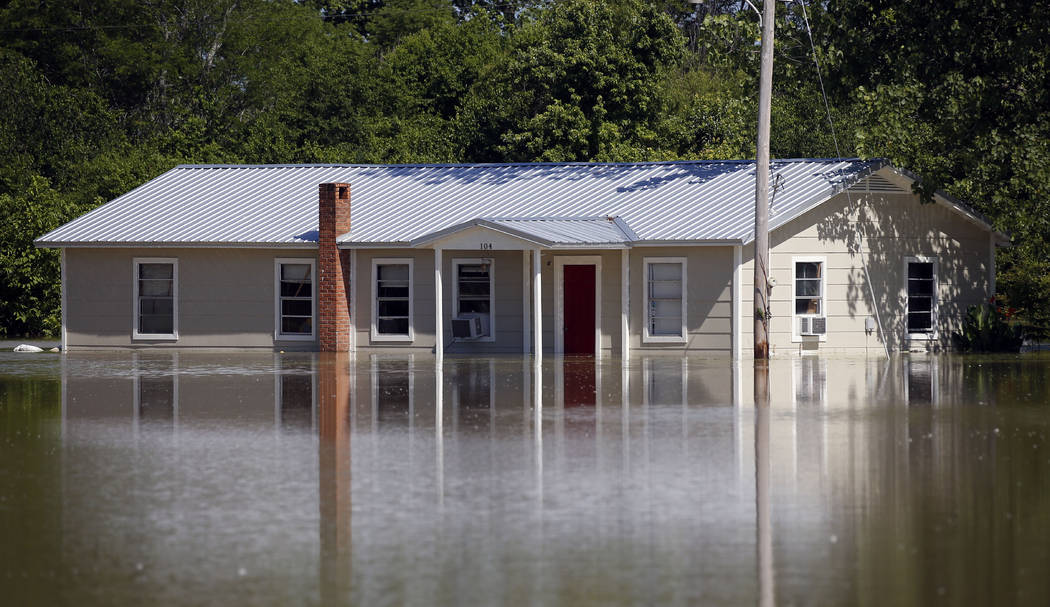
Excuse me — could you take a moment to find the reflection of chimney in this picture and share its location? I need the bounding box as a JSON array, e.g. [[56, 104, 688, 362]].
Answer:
[[318, 183, 351, 351], [318, 353, 351, 601]]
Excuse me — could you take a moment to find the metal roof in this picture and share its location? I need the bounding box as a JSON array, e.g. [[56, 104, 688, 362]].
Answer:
[[36, 159, 887, 247]]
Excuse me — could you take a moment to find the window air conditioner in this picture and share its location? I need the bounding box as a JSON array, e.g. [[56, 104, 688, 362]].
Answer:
[[451, 313, 485, 339], [799, 316, 827, 336]]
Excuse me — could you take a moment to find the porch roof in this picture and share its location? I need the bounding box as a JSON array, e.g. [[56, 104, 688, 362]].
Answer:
[[407, 216, 637, 249]]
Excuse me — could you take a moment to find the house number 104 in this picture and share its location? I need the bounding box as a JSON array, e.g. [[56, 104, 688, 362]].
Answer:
[[479, 242, 493, 250]]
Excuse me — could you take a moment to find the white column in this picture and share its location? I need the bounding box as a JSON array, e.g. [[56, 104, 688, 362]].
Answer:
[[621, 248, 629, 363], [733, 245, 742, 361], [532, 249, 542, 363], [59, 245, 66, 348], [523, 250, 531, 354], [434, 248, 443, 358], [349, 249, 357, 355]]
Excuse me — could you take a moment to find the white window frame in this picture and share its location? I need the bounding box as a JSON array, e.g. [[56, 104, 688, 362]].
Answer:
[[791, 256, 827, 343], [451, 258, 496, 342], [132, 257, 179, 341], [904, 256, 938, 341], [371, 258, 414, 343], [642, 257, 687, 344], [274, 258, 317, 341]]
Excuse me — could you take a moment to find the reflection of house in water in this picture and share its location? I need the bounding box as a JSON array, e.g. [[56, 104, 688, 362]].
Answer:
[[559, 359, 597, 408], [133, 354, 178, 431], [370, 356, 413, 426], [904, 356, 938, 406], [276, 355, 316, 432], [451, 358, 493, 411], [643, 357, 687, 407]]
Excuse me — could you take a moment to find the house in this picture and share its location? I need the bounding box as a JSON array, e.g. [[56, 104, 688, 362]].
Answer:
[[35, 159, 1008, 357]]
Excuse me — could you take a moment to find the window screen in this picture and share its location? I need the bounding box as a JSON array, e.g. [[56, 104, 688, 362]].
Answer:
[[138, 262, 174, 335], [376, 264, 411, 335], [907, 262, 935, 333], [647, 262, 683, 337], [278, 263, 313, 336]]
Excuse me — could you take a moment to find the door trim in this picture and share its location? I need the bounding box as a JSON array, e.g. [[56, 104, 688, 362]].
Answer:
[[554, 256, 602, 357]]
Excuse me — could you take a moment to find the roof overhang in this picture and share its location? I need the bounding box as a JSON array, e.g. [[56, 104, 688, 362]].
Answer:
[[34, 241, 319, 249]]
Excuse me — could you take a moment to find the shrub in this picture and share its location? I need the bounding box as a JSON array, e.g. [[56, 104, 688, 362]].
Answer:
[[951, 301, 1024, 353]]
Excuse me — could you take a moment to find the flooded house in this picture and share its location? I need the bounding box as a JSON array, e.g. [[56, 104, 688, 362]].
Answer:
[[35, 159, 1007, 356]]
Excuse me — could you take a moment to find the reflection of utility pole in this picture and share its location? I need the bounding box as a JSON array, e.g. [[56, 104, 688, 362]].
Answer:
[[755, 401, 775, 607], [754, 0, 774, 362]]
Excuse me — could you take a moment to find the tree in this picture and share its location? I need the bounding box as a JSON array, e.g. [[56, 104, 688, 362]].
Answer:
[[494, 0, 685, 161], [818, 0, 1050, 332]]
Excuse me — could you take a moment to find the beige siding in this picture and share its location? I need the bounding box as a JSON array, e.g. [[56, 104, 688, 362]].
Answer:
[[441, 250, 527, 354], [65, 247, 318, 349], [740, 171, 994, 355], [629, 246, 735, 353], [352, 249, 436, 352]]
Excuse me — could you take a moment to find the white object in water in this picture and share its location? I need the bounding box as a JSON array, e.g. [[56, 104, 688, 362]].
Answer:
[[13, 344, 44, 352]]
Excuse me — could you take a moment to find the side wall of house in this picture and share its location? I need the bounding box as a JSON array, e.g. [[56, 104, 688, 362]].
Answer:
[[739, 182, 993, 355], [65, 247, 319, 349]]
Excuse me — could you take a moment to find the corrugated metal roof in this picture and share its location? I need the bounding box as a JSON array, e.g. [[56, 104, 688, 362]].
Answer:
[[36, 159, 881, 247]]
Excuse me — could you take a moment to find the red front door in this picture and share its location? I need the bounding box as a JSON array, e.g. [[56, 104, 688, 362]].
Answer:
[[563, 264, 596, 355]]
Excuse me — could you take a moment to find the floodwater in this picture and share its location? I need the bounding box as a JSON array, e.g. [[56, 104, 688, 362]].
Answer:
[[2, 352, 1049, 606]]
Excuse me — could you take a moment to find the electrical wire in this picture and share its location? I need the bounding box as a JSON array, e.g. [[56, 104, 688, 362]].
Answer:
[[798, 0, 890, 357]]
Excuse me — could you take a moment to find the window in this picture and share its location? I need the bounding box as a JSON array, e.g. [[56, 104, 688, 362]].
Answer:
[[133, 258, 178, 340], [643, 257, 686, 342], [453, 258, 495, 340], [372, 258, 413, 341], [792, 257, 826, 341], [906, 259, 937, 336], [275, 259, 316, 340]]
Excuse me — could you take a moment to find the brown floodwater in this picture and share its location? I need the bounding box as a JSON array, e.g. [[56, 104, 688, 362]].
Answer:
[[1, 352, 1048, 606]]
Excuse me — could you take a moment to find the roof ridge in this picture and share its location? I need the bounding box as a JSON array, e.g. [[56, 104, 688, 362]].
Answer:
[[174, 158, 868, 170]]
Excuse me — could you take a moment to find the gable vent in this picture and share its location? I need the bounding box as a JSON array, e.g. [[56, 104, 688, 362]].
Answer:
[[849, 175, 909, 194]]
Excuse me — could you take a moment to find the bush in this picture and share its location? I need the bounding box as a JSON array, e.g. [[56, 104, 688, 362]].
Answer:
[[951, 301, 1024, 353]]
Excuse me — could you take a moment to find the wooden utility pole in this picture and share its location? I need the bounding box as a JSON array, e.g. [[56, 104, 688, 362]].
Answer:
[[754, 0, 775, 361]]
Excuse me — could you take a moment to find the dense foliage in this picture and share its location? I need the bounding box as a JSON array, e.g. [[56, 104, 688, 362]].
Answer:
[[0, 0, 1046, 337], [951, 301, 1025, 353]]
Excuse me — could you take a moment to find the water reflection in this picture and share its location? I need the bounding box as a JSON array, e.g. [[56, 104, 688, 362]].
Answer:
[[3, 353, 1049, 605]]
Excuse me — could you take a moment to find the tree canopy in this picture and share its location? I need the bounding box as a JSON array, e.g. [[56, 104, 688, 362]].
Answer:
[[1, 0, 1047, 336]]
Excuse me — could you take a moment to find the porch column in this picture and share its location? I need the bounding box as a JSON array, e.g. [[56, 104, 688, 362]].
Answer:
[[523, 250, 532, 354], [434, 247, 443, 359], [621, 249, 629, 362], [532, 248, 542, 363], [349, 249, 357, 354], [733, 245, 742, 361]]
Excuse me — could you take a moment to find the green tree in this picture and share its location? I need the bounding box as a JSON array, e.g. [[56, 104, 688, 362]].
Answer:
[[494, 0, 685, 161], [818, 0, 1050, 332]]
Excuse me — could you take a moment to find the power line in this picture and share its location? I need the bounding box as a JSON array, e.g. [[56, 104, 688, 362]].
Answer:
[[797, 0, 840, 158], [797, 0, 890, 357]]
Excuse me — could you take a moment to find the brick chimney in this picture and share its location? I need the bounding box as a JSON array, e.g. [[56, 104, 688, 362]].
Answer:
[[318, 183, 351, 351]]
